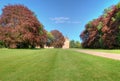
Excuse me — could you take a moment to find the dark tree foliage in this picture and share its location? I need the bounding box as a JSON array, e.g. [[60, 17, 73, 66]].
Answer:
[[70, 40, 81, 48], [46, 32, 54, 47], [80, 3, 120, 49], [0, 27, 5, 48], [51, 30, 65, 48], [0, 4, 47, 48]]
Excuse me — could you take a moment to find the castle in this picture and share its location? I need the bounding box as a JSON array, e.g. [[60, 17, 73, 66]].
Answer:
[[62, 37, 70, 49]]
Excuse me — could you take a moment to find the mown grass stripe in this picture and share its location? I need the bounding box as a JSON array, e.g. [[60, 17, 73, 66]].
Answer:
[[0, 49, 120, 81]]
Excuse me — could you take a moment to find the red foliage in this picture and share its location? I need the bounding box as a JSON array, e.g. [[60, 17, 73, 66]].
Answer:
[[80, 5, 120, 49], [51, 30, 65, 48], [0, 4, 47, 48]]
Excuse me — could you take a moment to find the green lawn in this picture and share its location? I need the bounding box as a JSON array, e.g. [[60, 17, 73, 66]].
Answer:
[[94, 49, 120, 54], [72, 48, 120, 54], [82, 49, 120, 54], [0, 49, 120, 81]]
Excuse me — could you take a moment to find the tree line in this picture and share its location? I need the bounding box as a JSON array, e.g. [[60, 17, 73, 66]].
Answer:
[[70, 40, 81, 48], [0, 4, 65, 48], [80, 2, 120, 49]]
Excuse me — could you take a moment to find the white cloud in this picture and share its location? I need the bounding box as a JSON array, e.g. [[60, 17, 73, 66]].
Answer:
[[50, 17, 69, 21], [50, 17, 81, 24], [50, 17, 70, 23]]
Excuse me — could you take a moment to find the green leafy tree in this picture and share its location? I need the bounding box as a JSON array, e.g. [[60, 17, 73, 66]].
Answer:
[[75, 41, 81, 48], [0, 40, 5, 48], [70, 40, 81, 48], [70, 40, 76, 48], [46, 32, 54, 47]]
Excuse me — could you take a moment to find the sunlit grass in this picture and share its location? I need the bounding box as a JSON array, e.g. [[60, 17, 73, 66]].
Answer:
[[0, 48, 120, 81]]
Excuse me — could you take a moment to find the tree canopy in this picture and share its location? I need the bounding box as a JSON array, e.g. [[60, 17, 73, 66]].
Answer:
[[0, 4, 47, 48], [80, 2, 120, 49], [70, 40, 81, 48], [46, 31, 54, 47], [51, 30, 65, 48]]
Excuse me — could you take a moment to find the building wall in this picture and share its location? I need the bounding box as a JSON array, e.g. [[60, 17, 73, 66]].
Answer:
[[62, 37, 70, 48], [36, 37, 70, 49]]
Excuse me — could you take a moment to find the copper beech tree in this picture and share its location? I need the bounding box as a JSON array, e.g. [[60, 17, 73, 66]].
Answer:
[[51, 30, 65, 48], [80, 2, 120, 49], [0, 5, 47, 48]]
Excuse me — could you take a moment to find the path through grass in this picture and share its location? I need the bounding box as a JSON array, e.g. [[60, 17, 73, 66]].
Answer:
[[0, 49, 120, 81]]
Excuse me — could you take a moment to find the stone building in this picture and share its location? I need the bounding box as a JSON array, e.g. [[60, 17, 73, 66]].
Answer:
[[36, 37, 70, 49], [62, 37, 70, 49]]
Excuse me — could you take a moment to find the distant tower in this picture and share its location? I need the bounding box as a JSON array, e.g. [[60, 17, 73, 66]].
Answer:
[[62, 37, 70, 49]]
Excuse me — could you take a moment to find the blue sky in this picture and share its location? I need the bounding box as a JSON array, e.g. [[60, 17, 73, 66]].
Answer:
[[0, 0, 120, 42]]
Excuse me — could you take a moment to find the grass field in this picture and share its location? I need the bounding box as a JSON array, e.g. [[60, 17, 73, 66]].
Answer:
[[94, 49, 120, 54], [83, 49, 120, 54], [72, 48, 120, 54], [0, 48, 120, 81]]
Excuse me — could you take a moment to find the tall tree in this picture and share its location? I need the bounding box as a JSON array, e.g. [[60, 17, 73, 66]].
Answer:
[[0, 4, 47, 48], [46, 31, 54, 47], [70, 40, 81, 48], [51, 30, 65, 48], [80, 3, 120, 49], [70, 40, 76, 48]]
